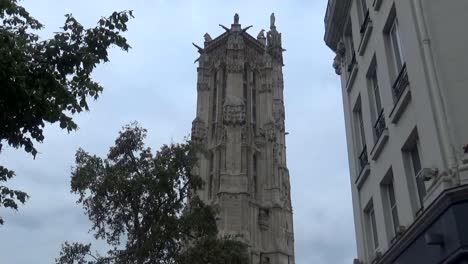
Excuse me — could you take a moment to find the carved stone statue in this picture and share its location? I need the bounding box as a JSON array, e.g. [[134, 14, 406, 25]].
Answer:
[[204, 33, 212, 42], [270, 13, 275, 28], [257, 29, 265, 39], [234, 13, 239, 24]]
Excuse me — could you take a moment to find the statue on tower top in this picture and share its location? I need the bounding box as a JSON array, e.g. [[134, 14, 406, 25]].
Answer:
[[234, 13, 239, 24], [270, 13, 276, 29]]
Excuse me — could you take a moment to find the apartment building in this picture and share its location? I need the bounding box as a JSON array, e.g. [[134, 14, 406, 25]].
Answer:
[[324, 0, 468, 263]]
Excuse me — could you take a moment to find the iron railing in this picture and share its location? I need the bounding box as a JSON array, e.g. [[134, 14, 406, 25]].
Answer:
[[358, 145, 369, 174], [392, 64, 409, 101], [374, 109, 386, 140]]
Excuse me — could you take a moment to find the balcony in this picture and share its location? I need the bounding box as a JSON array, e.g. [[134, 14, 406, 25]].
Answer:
[[356, 146, 370, 189], [374, 110, 386, 139], [346, 52, 358, 91], [389, 64, 411, 123], [370, 110, 389, 161]]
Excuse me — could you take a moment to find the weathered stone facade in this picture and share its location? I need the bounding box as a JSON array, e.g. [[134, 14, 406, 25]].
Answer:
[[191, 14, 295, 264]]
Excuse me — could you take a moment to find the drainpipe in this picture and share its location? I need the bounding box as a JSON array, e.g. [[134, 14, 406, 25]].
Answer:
[[411, 0, 458, 177]]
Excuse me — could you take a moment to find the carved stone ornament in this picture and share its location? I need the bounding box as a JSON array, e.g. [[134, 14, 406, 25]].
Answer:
[[263, 122, 276, 142], [226, 55, 244, 73], [333, 55, 342, 75], [333, 40, 346, 75], [258, 208, 270, 230], [204, 33, 212, 42], [223, 95, 246, 126], [259, 83, 272, 94], [197, 82, 209, 91], [191, 117, 207, 143], [257, 29, 265, 39]]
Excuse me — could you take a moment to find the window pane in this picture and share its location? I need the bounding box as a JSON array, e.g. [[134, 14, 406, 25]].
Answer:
[[388, 182, 396, 206], [370, 209, 379, 248], [391, 207, 400, 233], [358, 110, 366, 149], [410, 146, 422, 176], [372, 74, 382, 114], [361, 0, 368, 20], [390, 20, 404, 73]]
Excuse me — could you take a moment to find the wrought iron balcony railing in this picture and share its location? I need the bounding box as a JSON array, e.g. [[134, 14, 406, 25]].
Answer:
[[358, 145, 369, 174], [392, 64, 409, 101], [374, 109, 386, 140]]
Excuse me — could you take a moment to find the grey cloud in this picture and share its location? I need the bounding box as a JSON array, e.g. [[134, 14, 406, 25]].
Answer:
[[0, 1, 356, 263]]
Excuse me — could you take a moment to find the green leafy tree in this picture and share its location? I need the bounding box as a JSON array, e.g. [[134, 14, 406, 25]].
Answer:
[[0, 0, 132, 224], [56, 123, 249, 264]]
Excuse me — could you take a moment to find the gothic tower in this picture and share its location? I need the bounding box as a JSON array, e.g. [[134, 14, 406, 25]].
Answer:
[[191, 13, 295, 264]]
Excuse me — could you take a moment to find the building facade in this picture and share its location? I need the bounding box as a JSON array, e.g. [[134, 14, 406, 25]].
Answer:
[[191, 14, 295, 264], [324, 0, 468, 263]]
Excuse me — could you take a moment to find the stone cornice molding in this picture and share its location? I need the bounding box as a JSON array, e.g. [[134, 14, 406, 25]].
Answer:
[[324, 0, 352, 51]]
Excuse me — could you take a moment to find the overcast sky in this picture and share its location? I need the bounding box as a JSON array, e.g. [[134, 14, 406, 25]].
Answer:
[[0, 1, 356, 263]]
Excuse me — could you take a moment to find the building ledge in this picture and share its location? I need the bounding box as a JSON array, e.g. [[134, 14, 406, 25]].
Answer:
[[370, 129, 389, 161], [375, 184, 468, 264], [355, 163, 370, 189], [389, 87, 411, 124], [346, 65, 359, 92], [373, 0, 383, 11]]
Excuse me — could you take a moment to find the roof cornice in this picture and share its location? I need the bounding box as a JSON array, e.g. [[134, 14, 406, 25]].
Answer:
[[324, 0, 352, 51]]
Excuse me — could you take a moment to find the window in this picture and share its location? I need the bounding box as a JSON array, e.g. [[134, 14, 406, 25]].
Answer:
[[253, 154, 258, 194], [357, 109, 366, 151], [369, 70, 386, 140], [371, 72, 382, 115], [354, 100, 368, 173], [344, 18, 356, 76], [386, 179, 400, 236], [409, 141, 426, 206], [359, 0, 368, 20], [212, 71, 218, 122], [365, 202, 379, 255], [389, 18, 404, 74]]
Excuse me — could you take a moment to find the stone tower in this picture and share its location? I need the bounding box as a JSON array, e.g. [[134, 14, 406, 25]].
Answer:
[[191, 13, 295, 264]]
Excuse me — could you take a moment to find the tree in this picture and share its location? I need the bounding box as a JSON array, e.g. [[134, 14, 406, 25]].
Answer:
[[56, 123, 249, 264], [0, 0, 133, 224]]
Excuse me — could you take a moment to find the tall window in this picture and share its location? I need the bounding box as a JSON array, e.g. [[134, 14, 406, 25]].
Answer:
[[212, 72, 218, 122], [253, 154, 258, 194], [359, 0, 368, 22], [356, 108, 366, 151], [370, 72, 382, 115], [365, 202, 379, 255], [252, 75, 257, 125], [344, 19, 355, 73], [409, 141, 426, 206], [386, 179, 400, 236], [389, 18, 404, 74]]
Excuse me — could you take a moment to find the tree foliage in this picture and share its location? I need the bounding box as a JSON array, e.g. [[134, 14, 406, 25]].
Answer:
[[0, 0, 132, 224], [56, 123, 249, 264]]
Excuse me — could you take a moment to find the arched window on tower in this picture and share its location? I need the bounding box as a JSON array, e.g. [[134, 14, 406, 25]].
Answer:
[[253, 153, 258, 194], [211, 70, 218, 138], [252, 71, 257, 129]]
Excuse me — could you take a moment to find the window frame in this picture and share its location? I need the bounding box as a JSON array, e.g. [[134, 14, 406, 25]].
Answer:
[[389, 18, 405, 76]]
